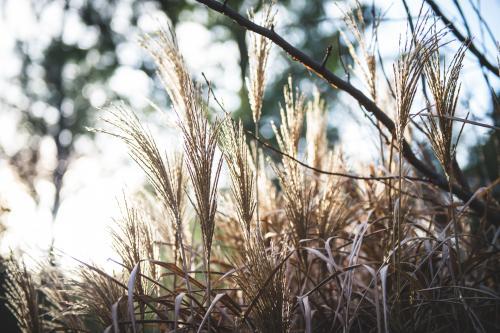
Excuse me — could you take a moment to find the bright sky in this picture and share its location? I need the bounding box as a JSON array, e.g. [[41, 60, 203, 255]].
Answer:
[[0, 0, 498, 270]]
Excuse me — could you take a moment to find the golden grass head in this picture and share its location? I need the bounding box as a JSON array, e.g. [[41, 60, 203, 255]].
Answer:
[[247, 1, 276, 124], [393, 16, 444, 141], [422, 40, 468, 171], [219, 118, 256, 234]]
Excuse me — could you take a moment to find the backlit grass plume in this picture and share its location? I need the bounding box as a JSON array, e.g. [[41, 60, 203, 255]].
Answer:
[[247, 1, 276, 125], [339, 1, 378, 101], [272, 78, 311, 246], [422, 40, 468, 173], [142, 24, 223, 328], [305, 88, 328, 169], [219, 118, 256, 234], [393, 15, 444, 140]]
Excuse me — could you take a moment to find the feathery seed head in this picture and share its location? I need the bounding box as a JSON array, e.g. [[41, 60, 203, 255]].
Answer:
[[247, 1, 276, 124]]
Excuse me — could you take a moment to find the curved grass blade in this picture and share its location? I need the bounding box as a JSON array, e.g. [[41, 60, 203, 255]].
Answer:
[[298, 295, 312, 333], [112, 296, 124, 333], [127, 262, 140, 333], [196, 293, 225, 333], [174, 292, 186, 333]]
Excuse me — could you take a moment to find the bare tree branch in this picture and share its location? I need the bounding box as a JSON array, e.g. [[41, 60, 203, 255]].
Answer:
[[194, 0, 500, 225], [423, 0, 499, 77]]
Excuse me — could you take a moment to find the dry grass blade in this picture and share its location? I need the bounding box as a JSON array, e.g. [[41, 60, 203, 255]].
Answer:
[[380, 264, 389, 333], [111, 297, 123, 333], [127, 262, 140, 333], [174, 292, 185, 332], [196, 293, 225, 333]]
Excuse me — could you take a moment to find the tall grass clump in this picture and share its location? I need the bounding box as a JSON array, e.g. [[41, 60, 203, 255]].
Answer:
[[3, 3, 500, 333]]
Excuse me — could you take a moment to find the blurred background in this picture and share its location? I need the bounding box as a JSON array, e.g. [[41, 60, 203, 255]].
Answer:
[[0, 0, 498, 277]]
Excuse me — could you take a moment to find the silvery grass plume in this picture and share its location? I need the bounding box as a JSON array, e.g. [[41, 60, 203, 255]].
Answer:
[[111, 199, 157, 280], [247, 1, 276, 124], [305, 88, 327, 169], [272, 78, 312, 247], [99, 105, 184, 239], [237, 150, 279, 239], [5, 258, 121, 332], [140, 25, 198, 129], [304, 88, 352, 238], [141, 24, 223, 324], [219, 118, 256, 235], [98, 107, 188, 260], [393, 16, 443, 141], [141, 21, 222, 260], [110, 199, 158, 329], [421, 39, 468, 287], [273, 77, 306, 157], [339, 1, 378, 101], [313, 153, 352, 240], [95, 104, 195, 310], [391, 16, 443, 294], [421, 40, 468, 174]]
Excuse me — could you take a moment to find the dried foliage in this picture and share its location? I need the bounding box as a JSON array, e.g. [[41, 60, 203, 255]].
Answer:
[[3, 5, 500, 333]]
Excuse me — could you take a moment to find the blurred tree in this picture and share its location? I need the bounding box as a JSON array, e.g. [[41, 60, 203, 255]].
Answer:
[[9, 0, 128, 222], [2, 0, 365, 236], [465, 90, 500, 202]]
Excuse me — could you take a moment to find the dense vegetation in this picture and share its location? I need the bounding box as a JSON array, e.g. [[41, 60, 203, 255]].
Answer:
[[2, 0, 499, 332]]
